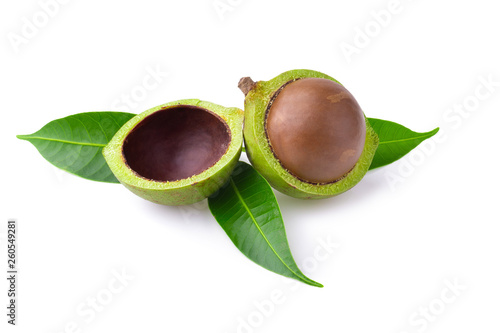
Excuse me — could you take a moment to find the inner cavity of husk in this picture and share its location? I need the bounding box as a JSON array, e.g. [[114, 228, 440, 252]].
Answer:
[[122, 105, 231, 182]]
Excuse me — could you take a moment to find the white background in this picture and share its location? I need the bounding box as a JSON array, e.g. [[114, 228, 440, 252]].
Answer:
[[1, 0, 499, 332]]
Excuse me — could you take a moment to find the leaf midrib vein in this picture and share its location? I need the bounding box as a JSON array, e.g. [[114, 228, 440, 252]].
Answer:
[[18, 136, 106, 147], [229, 179, 310, 284], [378, 132, 436, 145]]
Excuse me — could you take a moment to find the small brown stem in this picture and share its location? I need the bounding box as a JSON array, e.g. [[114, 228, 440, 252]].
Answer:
[[238, 77, 256, 96]]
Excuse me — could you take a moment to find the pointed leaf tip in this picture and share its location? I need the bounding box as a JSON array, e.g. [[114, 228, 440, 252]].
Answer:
[[208, 161, 323, 287], [18, 111, 135, 183], [368, 118, 440, 170]]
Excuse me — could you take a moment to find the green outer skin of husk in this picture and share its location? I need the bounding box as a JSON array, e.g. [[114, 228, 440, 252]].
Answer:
[[243, 69, 379, 199], [103, 99, 244, 206]]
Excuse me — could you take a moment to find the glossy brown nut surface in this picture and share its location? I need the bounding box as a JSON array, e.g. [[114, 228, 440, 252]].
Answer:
[[266, 78, 366, 184], [123, 105, 230, 182]]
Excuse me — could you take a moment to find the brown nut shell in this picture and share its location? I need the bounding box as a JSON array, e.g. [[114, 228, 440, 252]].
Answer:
[[266, 77, 366, 184]]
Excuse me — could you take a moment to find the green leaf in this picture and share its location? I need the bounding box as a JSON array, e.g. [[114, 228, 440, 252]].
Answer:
[[17, 112, 135, 183], [208, 161, 323, 288], [368, 118, 439, 170]]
